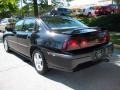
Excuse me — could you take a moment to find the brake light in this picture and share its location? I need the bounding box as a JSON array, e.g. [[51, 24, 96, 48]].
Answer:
[[69, 39, 79, 47], [68, 39, 79, 50], [80, 38, 88, 48], [100, 32, 109, 43], [62, 38, 89, 51], [62, 39, 79, 51]]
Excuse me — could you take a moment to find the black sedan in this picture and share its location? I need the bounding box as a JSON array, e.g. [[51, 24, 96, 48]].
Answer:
[[3, 16, 113, 75]]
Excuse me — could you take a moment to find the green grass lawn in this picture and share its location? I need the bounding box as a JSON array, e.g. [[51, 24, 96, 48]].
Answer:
[[110, 32, 120, 45]]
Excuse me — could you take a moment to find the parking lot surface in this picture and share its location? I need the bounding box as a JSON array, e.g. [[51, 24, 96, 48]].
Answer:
[[0, 32, 120, 90]]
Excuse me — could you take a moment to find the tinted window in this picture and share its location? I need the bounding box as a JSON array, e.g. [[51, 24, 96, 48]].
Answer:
[[15, 20, 24, 31], [42, 17, 88, 30], [23, 19, 35, 31]]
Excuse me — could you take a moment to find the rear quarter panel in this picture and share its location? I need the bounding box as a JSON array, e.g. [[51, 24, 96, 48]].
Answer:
[[32, 31, 70, 67], [35, 31, 70, 51]]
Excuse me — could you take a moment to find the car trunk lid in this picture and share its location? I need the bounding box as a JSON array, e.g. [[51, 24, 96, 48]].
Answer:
[[52, 27, 109, 51]]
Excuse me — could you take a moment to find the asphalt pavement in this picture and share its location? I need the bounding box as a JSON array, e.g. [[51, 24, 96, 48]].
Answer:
[[0, 32, 120, 90]]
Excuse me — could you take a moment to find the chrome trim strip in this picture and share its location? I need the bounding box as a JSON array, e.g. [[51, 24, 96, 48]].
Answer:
[[8, 40, 29, 48]]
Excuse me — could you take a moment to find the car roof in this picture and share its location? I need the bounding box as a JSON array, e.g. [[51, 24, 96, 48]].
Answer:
[[23, 17, 35, 19], [20, 16, 74, 23], [41, 15, 73, 19], [23, 16, 73, 20]]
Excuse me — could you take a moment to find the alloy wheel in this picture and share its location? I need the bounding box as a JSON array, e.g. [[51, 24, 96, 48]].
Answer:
[[34, 52, 43, 71], [4, 39, 9, 52]]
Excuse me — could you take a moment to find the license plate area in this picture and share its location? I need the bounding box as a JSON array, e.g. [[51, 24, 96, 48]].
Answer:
[[94, 49, 104, 59]]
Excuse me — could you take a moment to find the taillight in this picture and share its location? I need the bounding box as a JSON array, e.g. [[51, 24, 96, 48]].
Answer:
[[69, 39, 79, 47], [67, 39, 79, 50], [62, 38, 88, 51], [100, 31, 109, 43], [80, 38, 88, 48], [62, 39, 79, 51]]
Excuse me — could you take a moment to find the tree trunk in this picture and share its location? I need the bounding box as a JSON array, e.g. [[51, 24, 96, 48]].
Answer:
[[33, 0, 38, 17]]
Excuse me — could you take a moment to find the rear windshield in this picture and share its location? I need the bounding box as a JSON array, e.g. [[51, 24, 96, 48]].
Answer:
[[42, 17, 88, 30]]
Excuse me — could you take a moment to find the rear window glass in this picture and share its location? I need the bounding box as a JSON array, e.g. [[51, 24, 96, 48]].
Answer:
[[42, 17, 88, 30]]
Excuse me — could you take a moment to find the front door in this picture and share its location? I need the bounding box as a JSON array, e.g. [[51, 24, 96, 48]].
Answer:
[[16, 19, 35, 57], [8, 20, 24, 51]]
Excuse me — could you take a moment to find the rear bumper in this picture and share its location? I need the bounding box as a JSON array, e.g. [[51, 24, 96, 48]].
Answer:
[[46, 42, 113, 72]]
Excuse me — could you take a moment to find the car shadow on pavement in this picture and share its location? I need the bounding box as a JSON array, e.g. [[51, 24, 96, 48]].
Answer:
[[9, 51, 33, 66], [9, 49, 120, 90], [44, 56, 120, 90]]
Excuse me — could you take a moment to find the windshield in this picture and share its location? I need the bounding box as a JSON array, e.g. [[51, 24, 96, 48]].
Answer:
[[42, 16, 88, 30]]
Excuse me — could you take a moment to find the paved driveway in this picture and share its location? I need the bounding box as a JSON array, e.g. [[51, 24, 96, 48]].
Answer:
[[0, 32, 3, 43], [0, 35, 120, 90]]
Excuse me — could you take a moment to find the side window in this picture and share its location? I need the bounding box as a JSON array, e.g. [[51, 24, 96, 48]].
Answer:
[[23, 19, 35, 31], [15, 20, 24, 31]]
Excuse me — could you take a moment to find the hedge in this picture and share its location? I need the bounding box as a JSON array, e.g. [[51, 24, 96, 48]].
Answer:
[[78, 14, 120, 32]]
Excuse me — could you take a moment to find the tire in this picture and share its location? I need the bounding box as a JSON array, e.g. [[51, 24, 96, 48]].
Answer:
[[3, 39, 10, 52], [32, 49, 48, 75]]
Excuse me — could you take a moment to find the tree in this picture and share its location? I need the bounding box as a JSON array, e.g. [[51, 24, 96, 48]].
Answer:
[[23, 0, 39, 17], [0, 0, 18, 18], [32, 0, 38, 17], [23, 0, 73, 17]]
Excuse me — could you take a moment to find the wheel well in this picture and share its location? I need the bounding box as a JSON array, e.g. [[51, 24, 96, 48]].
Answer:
[[30, 46, 46, 63], [3, 36, 5, 42], [30, 46, 40, 58], [3, 36, 8, 43]]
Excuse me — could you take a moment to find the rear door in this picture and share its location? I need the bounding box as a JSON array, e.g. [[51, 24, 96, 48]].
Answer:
[[8, 20, 24, 51], [16, 18, 35, 56]]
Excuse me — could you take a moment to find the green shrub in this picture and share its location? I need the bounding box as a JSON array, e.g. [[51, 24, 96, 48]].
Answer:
[[77, 17, 95, 25], [76, 14, 120, 45], [89, 14, 120, 32]]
